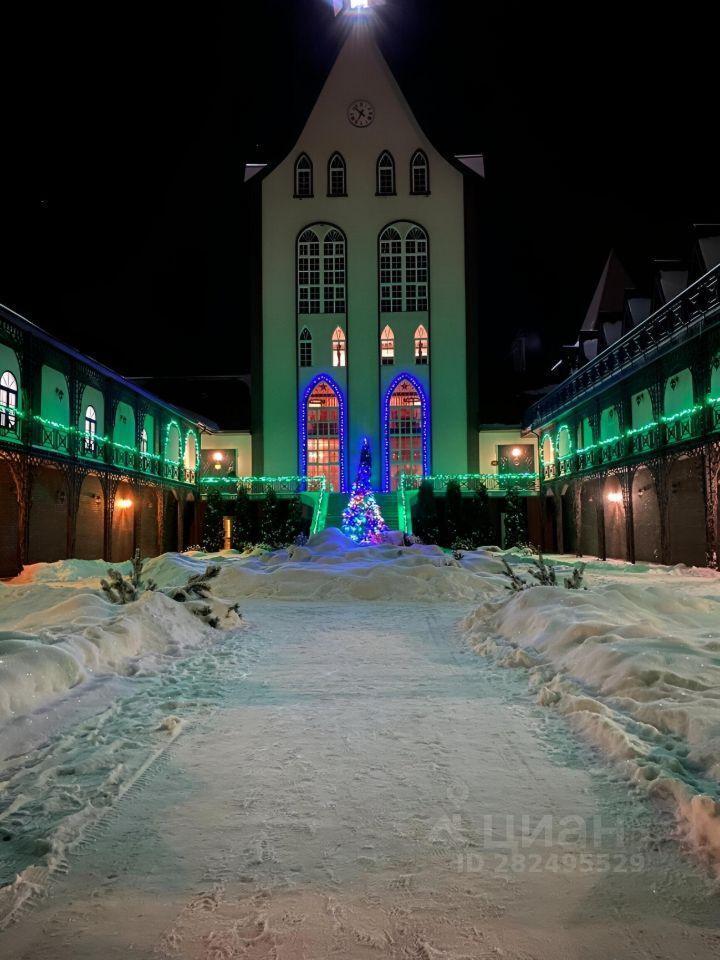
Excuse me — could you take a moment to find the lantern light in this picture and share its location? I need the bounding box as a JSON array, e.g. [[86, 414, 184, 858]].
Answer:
[[117, 498, 133, 509], [212, 451, 224, 462], [511, 446, 522, 458], [607, 491, 623, 504]]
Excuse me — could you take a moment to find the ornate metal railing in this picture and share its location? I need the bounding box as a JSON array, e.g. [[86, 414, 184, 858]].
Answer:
[[199, 475, 329, 495], [525, 263, 720, 429], [399, 472, 539, 494]]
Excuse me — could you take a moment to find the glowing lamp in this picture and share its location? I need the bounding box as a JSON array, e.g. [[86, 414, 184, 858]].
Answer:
[[350, 0, 369, 7], [511, 447, 522, 458], [117, 497, 133, 509], [212, 451, 224, 462], [606, 491, 623, 504]]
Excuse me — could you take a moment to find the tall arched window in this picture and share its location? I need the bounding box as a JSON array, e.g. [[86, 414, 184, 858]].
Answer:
[[384, 375, 428, 491], [299, 327, 313, 367], [410, 150, 429, 194], [294, 153, 313, 198], [332, 326, 346, 367], [376, 151, 396, 195], [303, 377, 344, 493], [140, 427, 148, 454], [328, 152, 346, 196], [379, 223, 429, 313], [0, 370, 18, 431], [380, 325, 395, 364], [298, 225, 346, 315], [84, 405, 97, 451], [414, 325, 429, 364]]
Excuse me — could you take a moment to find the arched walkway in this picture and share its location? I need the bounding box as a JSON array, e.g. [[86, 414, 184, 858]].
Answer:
[[667, 456, 706, 566], [28, 466, 68, 564], [75, 475, 104, 560], [579, 479, 600, 558], [632, 467, 661, 562], [560, 485, 576, 555], [183, 494, 197, 550], [138, 488, 159, 559], [543, 490, 559, 552], [384, 374, 429, 491], [0, 459, 20, 577], [603, 476, 627, 561], [162, 491, 179, 553], [111, 481, 135, 562]]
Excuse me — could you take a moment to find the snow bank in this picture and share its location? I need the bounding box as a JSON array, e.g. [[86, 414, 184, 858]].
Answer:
[[462, 577, 720, 873], [144, 529, 507, 602]]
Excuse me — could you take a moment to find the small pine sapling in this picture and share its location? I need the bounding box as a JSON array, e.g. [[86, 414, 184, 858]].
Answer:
[[564, 563, 587, 590], [500, 558, 527, 592], [528, 552, 557, 586]]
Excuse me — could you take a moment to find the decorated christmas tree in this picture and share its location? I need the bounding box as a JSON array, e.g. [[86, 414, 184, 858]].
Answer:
[[342, 438, 388, 544]]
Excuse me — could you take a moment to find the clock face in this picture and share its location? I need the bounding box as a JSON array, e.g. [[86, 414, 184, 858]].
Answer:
[[347, 100, 375, 128]]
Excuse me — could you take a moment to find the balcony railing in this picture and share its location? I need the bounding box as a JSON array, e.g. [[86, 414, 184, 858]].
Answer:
[[525, 263, 720, 429], [199, 475, 328, 495], [399, 473, 539, 495]]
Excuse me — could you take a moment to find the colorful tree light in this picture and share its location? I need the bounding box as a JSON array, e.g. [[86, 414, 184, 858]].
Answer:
[[342, 438, 388, 544]]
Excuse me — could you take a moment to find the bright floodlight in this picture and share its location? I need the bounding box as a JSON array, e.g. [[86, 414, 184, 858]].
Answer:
[[350, 0, 369, 8]]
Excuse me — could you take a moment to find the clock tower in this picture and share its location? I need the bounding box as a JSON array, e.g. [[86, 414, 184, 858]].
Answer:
[[252, 12, 477, 492]]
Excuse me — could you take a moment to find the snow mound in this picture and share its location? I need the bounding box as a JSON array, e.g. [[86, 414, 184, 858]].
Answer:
[[463, 579, 720, 874]]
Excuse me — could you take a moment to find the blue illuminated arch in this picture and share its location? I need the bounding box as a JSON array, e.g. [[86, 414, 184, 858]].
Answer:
[[299, 373, 347, 491], [382, 372, 430, 491]]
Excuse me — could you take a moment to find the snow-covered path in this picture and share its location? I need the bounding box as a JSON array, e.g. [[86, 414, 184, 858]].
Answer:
[[2, 601, 719, 959]]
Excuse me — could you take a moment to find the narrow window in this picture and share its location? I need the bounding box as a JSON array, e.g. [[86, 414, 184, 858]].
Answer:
[[405, 227, 428, 311], [332, 326, 347, 367], [294, 153, 313, 198], [298, 229, 321, 314], [379, 227, 402, 312], [84, 405, 97, 451], [414, 325, 429, 364], [323, 229, 346, 314], [141, 427, 148, 454], [376, 151, 396, 195], [410, 150, 429, 194], [0, 370, 18, 431], [380, 325, 395, 364], [299, 327, 313, 367], [328, 152, 346, 196]]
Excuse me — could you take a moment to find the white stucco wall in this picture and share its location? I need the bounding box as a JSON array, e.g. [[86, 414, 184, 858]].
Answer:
[[479, 428, 537, 475]]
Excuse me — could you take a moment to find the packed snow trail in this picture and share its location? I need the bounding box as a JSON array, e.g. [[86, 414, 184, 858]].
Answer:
[[2, 602, 718, 959]]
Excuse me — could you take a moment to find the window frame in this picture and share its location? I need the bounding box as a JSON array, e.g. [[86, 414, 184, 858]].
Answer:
[[409, 149, 430, 195], [327, 152, 347, 197], [376, 150, 396, 196], [380, 325, 395, 365], [0, 370, 18, 432], [331, 326, 347, 368], [378, 222, 429, 315], [294, 153, 314, 199], [84, 404, 97, 451], [414, 324, 429, 364], [297, 224, 347, 317], [299, 327, 313, 367]]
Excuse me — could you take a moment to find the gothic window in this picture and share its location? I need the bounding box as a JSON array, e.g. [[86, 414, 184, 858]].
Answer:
[[414, 325, 429, 364], [379, 223, 429, 313], [0, 370, 18, 431], [299, 327, 313, 367], [332, 326, 347, 367], [84, 404, 97, 451], [298, 226, 346, 315], [376, 151, 396, 195], [328, 152, 347, 196], [380, 325, 395, 364], [305, 380, 342, 493], [379, 227, 402, 312], [410, 150, 429, 194], [294, 153, 313, 198]]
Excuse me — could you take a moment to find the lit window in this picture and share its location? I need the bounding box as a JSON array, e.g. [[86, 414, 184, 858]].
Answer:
[[380, 325, 395, 364], [332, 326, 347, 367], [299, 327, 313, 367], [141, 427, 148, 454], [376, 151, 395, 195], [0, 370, 18, 432], [410, 150, 429, 194], [379, 223, 429, 312], [294, 153, 313, 198], [414, 325, 429, 364], [328, 152, 346, 196], [84, 405, 97, 451], [298, 226, 346, 315]]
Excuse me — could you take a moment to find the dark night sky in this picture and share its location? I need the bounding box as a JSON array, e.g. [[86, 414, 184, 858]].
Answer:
[[3, 0, 718, 406]]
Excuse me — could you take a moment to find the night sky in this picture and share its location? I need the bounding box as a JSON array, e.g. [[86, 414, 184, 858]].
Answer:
[[3, 0, 718, 417]]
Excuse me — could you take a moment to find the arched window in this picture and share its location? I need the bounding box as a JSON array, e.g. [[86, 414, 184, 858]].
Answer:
[[414, 325, 429, 364], [140, 427, 148, 454], [328, 152, 346, 196], [384, 375, 428, 491], [303, 377, 344, 493], [410, 150, 429, 195], [298, 225, 346, 315], [376, 151, 396, 195], [294, 153, 313, 198], [332, 326, 346, 367], [84, 405, 97, 451], [299, 327, 313, 367], [0, 370, 18, 431], [380, 325, 395, 364], [379, 223, 429, 313]]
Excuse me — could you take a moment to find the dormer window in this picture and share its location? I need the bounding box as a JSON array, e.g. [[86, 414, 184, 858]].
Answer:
[[376, 151, 396, 195], [410, 150, 429, 195], [328, 153, 347, 196], [294, 153, 313, 198]]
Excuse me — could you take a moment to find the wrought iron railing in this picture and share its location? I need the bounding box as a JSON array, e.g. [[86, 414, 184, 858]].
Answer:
[[399, 472, 539, 494], [525, 264, 720, 429], [199, 475, 329, 495]]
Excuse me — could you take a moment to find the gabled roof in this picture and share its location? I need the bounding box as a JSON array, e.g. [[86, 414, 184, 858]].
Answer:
[[581, 251, 634, 332]]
